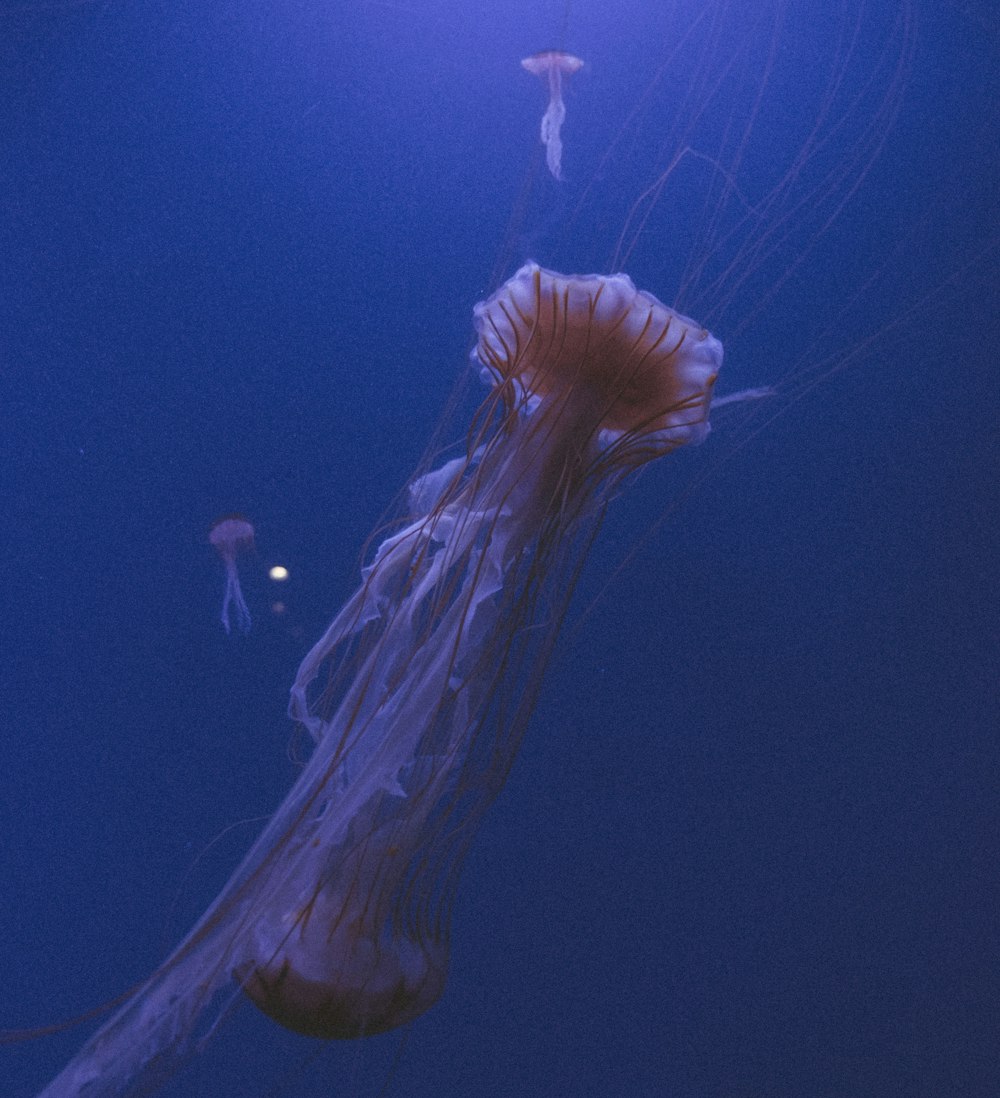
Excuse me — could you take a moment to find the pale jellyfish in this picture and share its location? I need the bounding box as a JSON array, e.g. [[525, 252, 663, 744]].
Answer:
[[31, 264, 723, 1096], [209, 514, 254, 634], [521, 50, 584, 180]]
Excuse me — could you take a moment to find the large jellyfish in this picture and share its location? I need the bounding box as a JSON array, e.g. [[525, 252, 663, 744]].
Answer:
[[521, 50, 584, 180], [32, 263, 723, 1097]]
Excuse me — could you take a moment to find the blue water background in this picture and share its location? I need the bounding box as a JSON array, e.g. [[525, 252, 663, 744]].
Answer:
[[1, 1, 997, 1096]]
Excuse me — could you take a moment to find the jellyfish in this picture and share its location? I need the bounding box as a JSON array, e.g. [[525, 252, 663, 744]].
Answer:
[[30, 264, 722, 1096], [521, 50, 584, 181], [209, 514, 254, 634], [6, 0, 987, 1092]]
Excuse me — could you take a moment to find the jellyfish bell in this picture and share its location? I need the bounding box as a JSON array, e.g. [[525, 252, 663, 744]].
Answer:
[[521, 49, 584, 181], [209, 513, 254, 550], [476, 264, 720, 443], [520, 49, 584, 83]]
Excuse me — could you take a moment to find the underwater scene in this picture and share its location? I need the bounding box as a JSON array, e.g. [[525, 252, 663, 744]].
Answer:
[[1, 1, 997, 1096]]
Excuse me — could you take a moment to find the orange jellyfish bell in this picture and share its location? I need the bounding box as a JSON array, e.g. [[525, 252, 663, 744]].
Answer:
[[521, 50, 584, 180], [474, 262, 722, 463]]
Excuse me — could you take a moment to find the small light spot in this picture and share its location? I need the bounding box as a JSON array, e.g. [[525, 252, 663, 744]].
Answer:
[[269, 565, 289, 582]]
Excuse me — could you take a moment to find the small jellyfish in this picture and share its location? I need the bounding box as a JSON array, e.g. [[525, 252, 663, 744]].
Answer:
[[521, 49, 584, 180], [209, 514, 254, 634]]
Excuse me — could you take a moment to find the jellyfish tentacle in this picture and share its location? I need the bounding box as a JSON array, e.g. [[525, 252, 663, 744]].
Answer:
[[219, 563, 252, 634]]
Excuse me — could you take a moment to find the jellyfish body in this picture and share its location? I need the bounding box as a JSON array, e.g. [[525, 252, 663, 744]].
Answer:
[[209, 515, 254, 634], [35, 266, 721, 1097], [521, 50, 584, 180]]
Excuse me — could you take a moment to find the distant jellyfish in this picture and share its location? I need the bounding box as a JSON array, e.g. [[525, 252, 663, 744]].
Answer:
[[209, 514, 254, 634], [521, 49, 584, 180]]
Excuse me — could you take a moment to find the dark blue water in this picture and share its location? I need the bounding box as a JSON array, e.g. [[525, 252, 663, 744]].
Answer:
[[2, 2, 997, 1096]]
